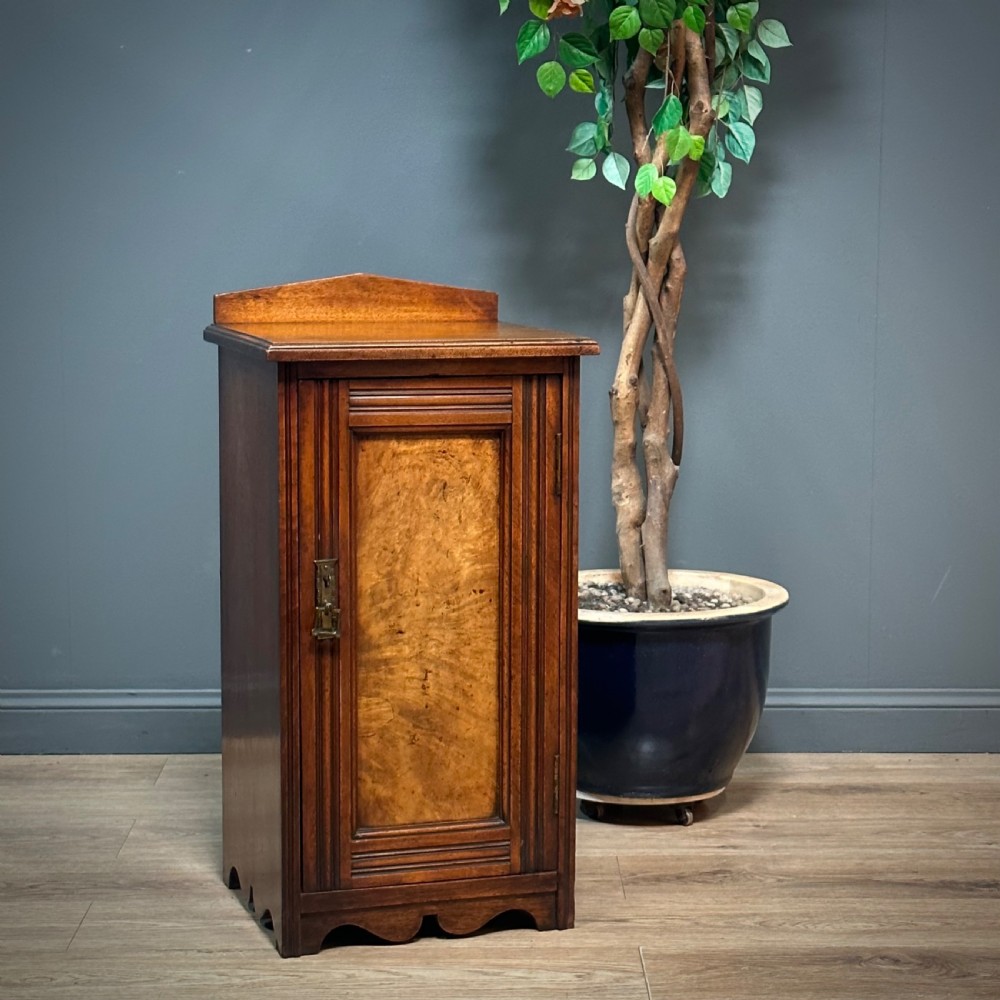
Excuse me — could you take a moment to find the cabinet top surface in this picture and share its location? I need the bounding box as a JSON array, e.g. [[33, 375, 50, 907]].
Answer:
[[204, 319, 600, 362], [204, 273, 599, 362]]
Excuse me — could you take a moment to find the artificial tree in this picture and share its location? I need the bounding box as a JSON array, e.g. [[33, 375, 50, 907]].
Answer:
[[500, 0, 790, 610]]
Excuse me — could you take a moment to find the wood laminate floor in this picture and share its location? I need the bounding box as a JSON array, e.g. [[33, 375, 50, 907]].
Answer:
[[0, 753, 997, 999]]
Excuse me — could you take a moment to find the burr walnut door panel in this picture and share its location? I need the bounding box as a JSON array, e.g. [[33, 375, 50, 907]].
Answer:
[[297, 376, 563, 893]]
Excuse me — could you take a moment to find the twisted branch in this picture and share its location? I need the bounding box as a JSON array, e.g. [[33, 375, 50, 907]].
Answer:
[[625, 197, 684, 467], [609, 25, 715, 608]]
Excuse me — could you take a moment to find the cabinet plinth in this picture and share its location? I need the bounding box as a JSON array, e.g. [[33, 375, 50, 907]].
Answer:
[[206, 273, 598, 956]]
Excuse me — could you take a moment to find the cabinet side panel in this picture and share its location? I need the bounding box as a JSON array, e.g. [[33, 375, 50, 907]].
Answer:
[[218, 349, 285, 940], [352, 432, 502, 829], [538, 375, 564, 873], [558, 361, 580, 928]]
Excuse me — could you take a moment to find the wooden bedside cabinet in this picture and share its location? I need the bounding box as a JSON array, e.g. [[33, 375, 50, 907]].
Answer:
[[204, 273, 598, 956]]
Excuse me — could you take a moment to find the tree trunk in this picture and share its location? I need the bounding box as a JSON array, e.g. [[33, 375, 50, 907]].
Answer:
[[609, 26, 714, 611]]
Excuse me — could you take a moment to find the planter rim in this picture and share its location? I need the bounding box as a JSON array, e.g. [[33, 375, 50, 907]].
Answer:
[[578, 568, 789, 627]]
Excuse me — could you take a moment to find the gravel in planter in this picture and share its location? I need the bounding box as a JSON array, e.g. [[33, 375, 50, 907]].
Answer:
[[578, 581, 754, 614]]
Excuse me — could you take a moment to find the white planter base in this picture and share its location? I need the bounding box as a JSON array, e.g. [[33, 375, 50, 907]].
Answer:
[[576, 785, 727, 806]]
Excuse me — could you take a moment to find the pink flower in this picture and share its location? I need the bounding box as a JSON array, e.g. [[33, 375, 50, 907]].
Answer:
[[547, 0, 587, 19]]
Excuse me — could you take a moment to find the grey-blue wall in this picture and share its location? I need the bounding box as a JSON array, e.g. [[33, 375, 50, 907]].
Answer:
[[2, 1, 997, 752]]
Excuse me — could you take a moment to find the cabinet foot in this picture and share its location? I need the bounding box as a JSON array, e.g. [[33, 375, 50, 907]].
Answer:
[[296, 894, 560, 955]]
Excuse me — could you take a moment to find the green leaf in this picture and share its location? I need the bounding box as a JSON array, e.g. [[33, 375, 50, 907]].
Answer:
[[725, 120, 755, 162], [638, 27, 664, 55], [609, 6, 642, 41], [651, 175, 677, 206], [595, 82, 613, 119], [711, 159, 733, 198], [743, 41, 771, 83], [635, 162, 659, 198], [743, 61, 770, 83], [716, 24, 741, 59], [638, 0, 675, 30], [499, 0, 510, 13], [721, 60, 741, 89], [747, 38, 768, 65], [757, 18, 792, 48], [712, 94, 731, 119], [725, 88, 747, 123], [697, 147, 716, 185], [682, 5, 706, 33], [597, 118, 611, 151], [566, 121, 600, 156], [571, 157, 597, 181], [559, 33, 599, 68], [688, 134, 705, 161], [602, 151, 631, 189], [516, 20, 550, 64], [726, 2, 757, 34], [651, 93, 683, 136], [596, 31, 616, 82], [743, 84, 763, 124], [666, 125, 693, 162], [537, 60, 567, 97], [569, 68, 596, 93], [528, 0, 552, 19]]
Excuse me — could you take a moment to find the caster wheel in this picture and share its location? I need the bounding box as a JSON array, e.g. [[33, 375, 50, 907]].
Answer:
[[579, 800, 608, 822], [674, 805, 695, 826]]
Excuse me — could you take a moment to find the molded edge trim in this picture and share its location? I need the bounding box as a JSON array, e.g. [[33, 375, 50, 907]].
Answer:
[[0, 689, 221, 710], [203, 324, 601, 363], [765, 688, 1000, 709]]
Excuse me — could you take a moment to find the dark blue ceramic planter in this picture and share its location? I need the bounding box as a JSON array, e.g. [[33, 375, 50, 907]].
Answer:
[[578, 570, 788, 805]]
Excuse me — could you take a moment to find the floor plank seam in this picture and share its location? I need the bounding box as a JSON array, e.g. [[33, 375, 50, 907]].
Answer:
[[115, 818, 138, 859], [617, 854, 627, 900], [64, 900, 93, 952], [152, 757, 169, 786], [638, 945, 653, 1000]]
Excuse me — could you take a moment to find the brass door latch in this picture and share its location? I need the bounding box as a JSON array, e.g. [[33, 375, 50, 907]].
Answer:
[[311, 558, 341, 639]]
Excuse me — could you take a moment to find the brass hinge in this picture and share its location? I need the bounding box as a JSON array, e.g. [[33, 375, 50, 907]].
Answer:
[[554, 432, 563, 497], [311, 558, 341, 640], [553, 754, 561, 816]]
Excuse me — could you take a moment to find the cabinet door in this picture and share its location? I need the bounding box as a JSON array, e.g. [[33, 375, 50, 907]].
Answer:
[[297, 375, 565, 892]]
